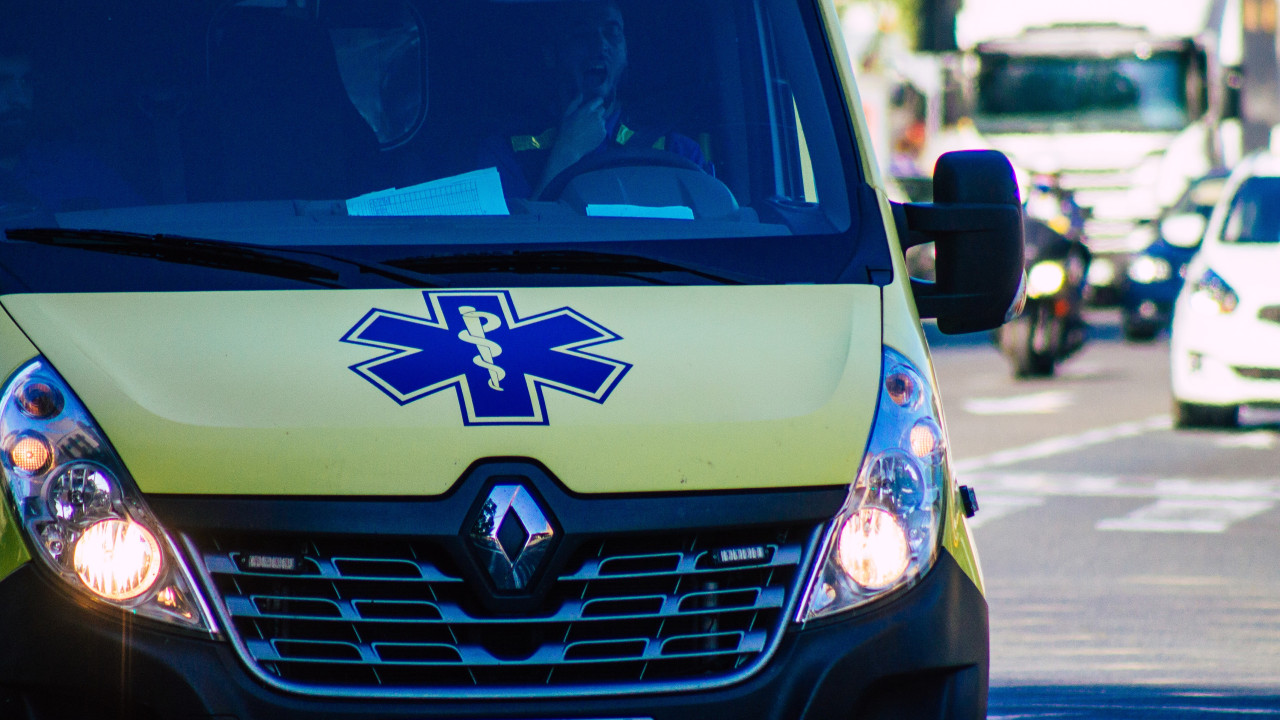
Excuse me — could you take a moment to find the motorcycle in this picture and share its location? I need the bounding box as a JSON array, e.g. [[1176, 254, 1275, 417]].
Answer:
[[994, 216, 1091, 378]]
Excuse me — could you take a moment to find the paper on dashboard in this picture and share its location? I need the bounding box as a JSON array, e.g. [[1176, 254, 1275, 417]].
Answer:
[[585, 204, 695, 220], [346, 167, 510, 217]]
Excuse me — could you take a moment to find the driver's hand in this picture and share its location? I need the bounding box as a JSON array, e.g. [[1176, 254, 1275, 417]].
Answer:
[[538, 95, 606, 193]]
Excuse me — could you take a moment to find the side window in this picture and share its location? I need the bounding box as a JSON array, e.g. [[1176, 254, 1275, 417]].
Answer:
[[1222, 192, 1247, 243], [793, 99, 818, 202], [326, 0, 428, 150], [759, 0, 849, 229]]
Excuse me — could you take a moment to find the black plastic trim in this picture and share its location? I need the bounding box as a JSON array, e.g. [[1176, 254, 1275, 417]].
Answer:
[[147, 460, 848, 537], [0, 550, 987, 720]]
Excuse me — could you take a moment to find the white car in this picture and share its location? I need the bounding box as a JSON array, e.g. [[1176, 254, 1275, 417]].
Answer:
[[1170, 151, 1280, 428]]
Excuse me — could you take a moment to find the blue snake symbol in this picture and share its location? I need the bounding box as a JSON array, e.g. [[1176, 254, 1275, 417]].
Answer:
[[458, 306, 506, 391]]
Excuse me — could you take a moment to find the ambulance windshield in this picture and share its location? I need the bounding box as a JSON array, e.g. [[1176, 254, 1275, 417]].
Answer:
[[0, 0, 889, 290]]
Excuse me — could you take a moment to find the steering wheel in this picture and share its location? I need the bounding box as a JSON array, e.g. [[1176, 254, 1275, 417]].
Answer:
[[535, 146, 704, 202]]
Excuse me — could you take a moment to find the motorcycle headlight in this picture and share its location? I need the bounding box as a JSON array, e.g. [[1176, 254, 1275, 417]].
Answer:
[[1188, 268, 1239, 314], [0, 358, 216, 633], [1025, 260, 1067, 298], [798, 347, 948, 621], [1127, 255, 1172, 284]]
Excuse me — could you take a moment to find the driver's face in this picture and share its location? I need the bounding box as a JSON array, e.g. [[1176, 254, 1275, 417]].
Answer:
[[0, 54, 34, 159], [558, 4, 627, 103]]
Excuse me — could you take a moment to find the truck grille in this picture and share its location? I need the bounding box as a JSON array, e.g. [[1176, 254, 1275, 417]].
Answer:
[[187, 524, 814, 696]]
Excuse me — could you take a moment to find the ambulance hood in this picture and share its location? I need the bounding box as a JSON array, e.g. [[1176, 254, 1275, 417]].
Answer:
[[2, 286, 882, 496]]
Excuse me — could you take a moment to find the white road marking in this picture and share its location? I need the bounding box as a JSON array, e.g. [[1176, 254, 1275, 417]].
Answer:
[[962, 472, 1280, 533], [1215, 431, 1278, 450], [1096, 499, 1274, 533], [963, 391, 1074, 416], [1055, 359, 1106, 379], [966, 473, 1280, 501], [965, 495, 1046, 529], [954, 415, 1172, 473]]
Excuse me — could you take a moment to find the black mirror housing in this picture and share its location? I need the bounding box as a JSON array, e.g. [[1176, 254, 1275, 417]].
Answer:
[[894, 149, 1025, 334]]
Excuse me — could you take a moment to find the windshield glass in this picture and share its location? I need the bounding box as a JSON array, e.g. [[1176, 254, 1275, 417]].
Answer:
[[1221, 177, 1280, 244], [974, 52, 1191, 133], [1174, 173, 1228, 218], [0, 0, 884, 292]]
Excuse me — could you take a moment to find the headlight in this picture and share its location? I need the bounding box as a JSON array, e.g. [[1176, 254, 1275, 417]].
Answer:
[[0, 358, 216, 633], [798, 347, 947, 621], [1025, 260, 1067, 298], [1127, 255, 1172, 284], [1087, 257, 1116, 288], [1188, 268, 1239, 314]]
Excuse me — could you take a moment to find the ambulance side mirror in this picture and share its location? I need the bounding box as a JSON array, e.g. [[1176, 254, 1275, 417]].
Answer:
[[894, 149, 1026, 334]]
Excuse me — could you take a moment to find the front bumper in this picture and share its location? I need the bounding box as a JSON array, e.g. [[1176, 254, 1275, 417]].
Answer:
[[1122, 282, 1179, 319], [1172, 306, 1280, 405], [0, 550, 987, 720]]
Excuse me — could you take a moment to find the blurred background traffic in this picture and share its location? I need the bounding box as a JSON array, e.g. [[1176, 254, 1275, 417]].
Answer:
[[841, 0, 1280, 388], [845, 3, 1280, 711], [841, 0, 1250, 308]]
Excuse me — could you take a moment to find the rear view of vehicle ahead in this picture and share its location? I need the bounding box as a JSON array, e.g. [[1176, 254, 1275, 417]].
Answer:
[[0, 1, 1022, 718], [1171, 153, 1280, 428]]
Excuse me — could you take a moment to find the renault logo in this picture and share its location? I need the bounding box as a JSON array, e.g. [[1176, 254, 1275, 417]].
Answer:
[[467, 484, 555, 591]]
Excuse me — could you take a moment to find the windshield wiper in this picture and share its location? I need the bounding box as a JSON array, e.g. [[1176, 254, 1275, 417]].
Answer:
[[386, 249, 748, 285], [3, 228, 447, 289]]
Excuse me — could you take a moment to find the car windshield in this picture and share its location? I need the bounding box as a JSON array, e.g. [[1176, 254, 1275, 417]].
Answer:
[[1221, 177, 1280, 244], [0, 0, 886, 292], [1176, 174, 1228, 218], [974, 52, 1191, 133]]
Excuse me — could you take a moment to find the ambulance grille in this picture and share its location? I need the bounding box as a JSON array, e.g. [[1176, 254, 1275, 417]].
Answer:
[[187, 525, 815, 696]]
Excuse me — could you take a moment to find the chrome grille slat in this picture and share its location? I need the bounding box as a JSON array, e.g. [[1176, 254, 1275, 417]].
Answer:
[[209, 552, 464, 583], [223, 588, 785, 625], [191, 525, 816, 695], [245, 631, 768, 667], [560, 544, 801, 581]]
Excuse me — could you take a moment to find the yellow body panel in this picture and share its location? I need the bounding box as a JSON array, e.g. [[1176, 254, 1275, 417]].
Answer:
[[0, 308, 36, 580], [874, 185, 985, 593], [819, 0, 982, 587], [2, 285, 882, 497], [0, 499, 26, 583], [0, 0, 983, 596]]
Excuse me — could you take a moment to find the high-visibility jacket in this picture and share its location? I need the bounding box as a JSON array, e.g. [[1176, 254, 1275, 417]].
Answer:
[[480, 108, 712, 199]]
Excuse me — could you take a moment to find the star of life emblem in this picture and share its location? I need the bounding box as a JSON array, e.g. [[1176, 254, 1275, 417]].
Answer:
[[342, 290, 630, 425], [467, 484, 556, 592]]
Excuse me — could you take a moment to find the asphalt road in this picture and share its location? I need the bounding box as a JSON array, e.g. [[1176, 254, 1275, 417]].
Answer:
[[924, 312, 1280, 718]]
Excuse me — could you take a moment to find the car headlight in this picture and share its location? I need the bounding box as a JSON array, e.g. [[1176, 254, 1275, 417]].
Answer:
[[1087, 257, 1116, 287], [1025, 260, 1067, 298], [0, 358, 216, 633], [1127, 255, 1172, 284], [1188, 268, 1239, 314], [798, 347, 947, 621]]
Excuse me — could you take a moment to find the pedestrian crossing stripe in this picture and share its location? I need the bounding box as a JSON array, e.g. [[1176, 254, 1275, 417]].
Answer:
[[1095, 499, 1273, 533], [962, 472, 1280, 533]]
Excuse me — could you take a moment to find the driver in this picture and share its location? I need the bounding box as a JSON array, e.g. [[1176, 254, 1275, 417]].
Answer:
[[480, 0, 712, 199], [1, 43, 140, 213]]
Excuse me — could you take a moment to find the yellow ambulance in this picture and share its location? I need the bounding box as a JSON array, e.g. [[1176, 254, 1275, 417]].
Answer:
[[0, 0, 1022, 717]]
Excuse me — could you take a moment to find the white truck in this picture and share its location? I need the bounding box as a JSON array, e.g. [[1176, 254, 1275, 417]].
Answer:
[[946, 0, 1241, 303]]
